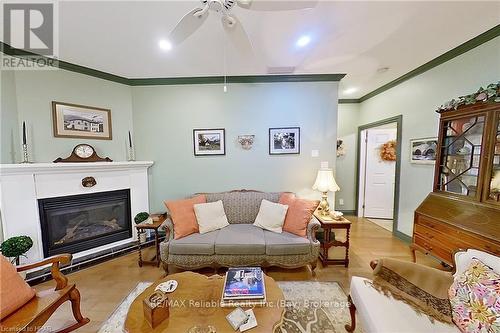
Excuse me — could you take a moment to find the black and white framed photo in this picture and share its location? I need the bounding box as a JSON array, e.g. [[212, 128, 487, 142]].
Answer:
[[269, 127, 300, 155], [410, 137, 438, 164], [193, 128, 226, 156]]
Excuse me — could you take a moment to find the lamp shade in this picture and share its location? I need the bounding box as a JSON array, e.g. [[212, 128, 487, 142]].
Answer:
[[312, 168, 340, 192]]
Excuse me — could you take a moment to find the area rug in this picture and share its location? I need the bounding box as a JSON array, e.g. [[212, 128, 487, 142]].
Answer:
[[98, 281, 361, 333]]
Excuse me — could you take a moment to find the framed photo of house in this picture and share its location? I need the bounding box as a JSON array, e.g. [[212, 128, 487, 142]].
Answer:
[[193, 128, 226, 156], [269, 127, 300, 155], [52, 101, 112, 140], [410, 137, 438, 164]]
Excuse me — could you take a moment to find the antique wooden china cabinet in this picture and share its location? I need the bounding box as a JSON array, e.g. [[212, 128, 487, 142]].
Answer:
[[412, 89, 500, 266]]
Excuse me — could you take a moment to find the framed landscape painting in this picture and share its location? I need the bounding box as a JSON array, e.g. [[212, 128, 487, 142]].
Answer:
[[193, 128, 226, 156], [52, 101, 112, 140], [410, 137, 438, 164], [269, 127, 300, 155]]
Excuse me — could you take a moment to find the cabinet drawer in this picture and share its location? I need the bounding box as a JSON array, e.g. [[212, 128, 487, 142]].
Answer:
[[416, 215, 500, 256], [416, 216, 457, 235], [414, 235, 453, 264], [414, 224, 467, 250]]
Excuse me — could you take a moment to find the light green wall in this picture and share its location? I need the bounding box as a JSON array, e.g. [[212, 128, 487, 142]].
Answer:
[[337, 36, 500, 237], [132, 82, 339, 212], [1, 70, 20, 163], [2, 68, 133, 163], [336, 103, 359, 211]]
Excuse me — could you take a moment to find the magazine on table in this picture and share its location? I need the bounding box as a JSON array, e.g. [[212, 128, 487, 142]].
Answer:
[[222, 267, 266, 300]]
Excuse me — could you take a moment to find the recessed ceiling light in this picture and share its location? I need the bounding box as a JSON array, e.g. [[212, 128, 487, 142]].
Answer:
[[296, 35, 311, 47], [158, 39, 172, 51], [343, 87, 358, 95]]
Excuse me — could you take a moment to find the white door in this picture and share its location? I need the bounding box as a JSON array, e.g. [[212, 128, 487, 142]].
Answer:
[[363, 128, 397, 219]]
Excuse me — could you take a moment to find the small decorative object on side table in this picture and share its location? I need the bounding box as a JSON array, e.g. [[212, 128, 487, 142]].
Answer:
[[314, 211, 351, 267], [136, 213, 168, 267], [143, 290, 169, 328]]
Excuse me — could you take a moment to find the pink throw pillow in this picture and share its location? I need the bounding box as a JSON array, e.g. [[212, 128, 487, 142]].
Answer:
[[0, 255, 36, 319], [165, 195, 206, 239], [279, 193, 319, 238]]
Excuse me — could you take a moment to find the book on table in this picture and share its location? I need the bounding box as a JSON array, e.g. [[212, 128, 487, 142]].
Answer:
[[221, 267, 266, 307]]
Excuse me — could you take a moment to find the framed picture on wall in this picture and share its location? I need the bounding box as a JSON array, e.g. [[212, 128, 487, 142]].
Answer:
[[52, 101, 112, 140], [410, 137, 438, 164], [193, 128, 226, 156], [269, 127, 300, 155]]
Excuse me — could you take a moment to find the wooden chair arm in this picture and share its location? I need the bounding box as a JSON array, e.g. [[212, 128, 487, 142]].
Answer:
[[16, 254, 72, 290]]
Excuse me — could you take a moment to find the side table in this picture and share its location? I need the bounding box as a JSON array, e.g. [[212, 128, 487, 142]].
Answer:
[[314, 212, 352, 267], [136, 214, 168, 267]]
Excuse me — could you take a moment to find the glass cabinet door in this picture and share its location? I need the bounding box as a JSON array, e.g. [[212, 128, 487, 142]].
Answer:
[[437, 114, 485, 198], [485, 111, 500, 204]]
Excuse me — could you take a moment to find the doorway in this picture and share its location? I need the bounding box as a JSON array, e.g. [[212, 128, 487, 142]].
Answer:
[[356, 116, 402, 235]]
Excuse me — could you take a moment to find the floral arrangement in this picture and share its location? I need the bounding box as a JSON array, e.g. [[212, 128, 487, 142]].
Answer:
[[380, 140, 397, 161], [437, 82, 500, 112]]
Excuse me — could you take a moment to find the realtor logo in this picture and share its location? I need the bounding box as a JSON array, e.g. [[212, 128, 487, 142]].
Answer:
[[3, 3, 54, 55]]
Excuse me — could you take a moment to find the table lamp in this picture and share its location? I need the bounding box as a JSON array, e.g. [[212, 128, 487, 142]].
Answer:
[[312, 168, 340, 217]]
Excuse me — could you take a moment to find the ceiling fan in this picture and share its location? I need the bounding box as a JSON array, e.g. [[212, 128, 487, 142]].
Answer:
[[168, 0, 318, 54]]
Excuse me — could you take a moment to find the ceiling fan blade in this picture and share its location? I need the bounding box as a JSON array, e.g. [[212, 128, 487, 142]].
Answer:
[[222, 15, 254, 56], [168, 8, 208, 45], [237, 0, 317, 11]]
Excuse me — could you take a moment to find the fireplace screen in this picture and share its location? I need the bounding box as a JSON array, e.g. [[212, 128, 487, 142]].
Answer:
[[38, 189, 132, 257]]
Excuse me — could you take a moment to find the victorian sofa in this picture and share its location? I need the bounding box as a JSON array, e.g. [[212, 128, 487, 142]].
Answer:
[[345, 249, 499, 333], [159, 190, 320, 274]]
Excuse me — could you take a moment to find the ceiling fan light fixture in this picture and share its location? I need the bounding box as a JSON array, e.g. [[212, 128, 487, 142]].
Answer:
[[158, 39, 172, 51], [296, 35, 311, 47]]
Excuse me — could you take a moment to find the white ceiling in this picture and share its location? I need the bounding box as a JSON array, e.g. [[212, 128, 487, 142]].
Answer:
[[53, 1, 500, 98]]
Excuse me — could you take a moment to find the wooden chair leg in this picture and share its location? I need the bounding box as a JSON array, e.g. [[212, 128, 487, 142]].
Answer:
[[55, 287, 89, 333], [162, 262, 169, 277], [344, 294, 356, 332], [310, 260, 317, 276]]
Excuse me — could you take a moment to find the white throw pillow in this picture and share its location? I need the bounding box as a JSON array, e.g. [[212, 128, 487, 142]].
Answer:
[[253, 199, 288, 233], [194, 200, 229, 234]]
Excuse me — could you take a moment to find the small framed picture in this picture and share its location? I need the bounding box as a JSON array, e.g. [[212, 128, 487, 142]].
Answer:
[[269, 127, 300, 155], [193, 128, 226, 156], [52, 101, 112, 140], [410, 137, 438, 164]]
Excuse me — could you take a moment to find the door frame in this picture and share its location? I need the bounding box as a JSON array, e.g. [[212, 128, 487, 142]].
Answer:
[[355, 115, 408, 241]]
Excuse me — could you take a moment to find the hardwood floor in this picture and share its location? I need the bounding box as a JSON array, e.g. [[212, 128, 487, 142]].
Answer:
[[39, 216, 440, 332]]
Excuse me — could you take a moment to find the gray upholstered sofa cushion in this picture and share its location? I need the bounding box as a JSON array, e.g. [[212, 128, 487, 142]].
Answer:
[[263, 230, 311, 255], [205, 191, 280, 224], [214, 224, 266, 254], [169, 230, 219, 255]]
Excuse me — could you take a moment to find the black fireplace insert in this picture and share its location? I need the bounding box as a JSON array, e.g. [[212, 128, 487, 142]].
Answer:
[[38, 189, 132, 257]]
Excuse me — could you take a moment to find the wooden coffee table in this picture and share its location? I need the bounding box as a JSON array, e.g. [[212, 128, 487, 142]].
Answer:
[[124, 271, 285, 333]]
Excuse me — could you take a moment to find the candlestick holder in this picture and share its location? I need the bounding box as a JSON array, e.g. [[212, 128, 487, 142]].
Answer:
[[21, 144, 30, 163], [127, 146, 135, 162]]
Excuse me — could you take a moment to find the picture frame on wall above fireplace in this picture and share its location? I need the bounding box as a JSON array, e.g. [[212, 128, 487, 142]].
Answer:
[[52, 101, 112, 140]]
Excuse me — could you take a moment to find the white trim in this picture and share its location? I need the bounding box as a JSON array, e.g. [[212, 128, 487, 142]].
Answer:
[[0, 161, 154, 175]]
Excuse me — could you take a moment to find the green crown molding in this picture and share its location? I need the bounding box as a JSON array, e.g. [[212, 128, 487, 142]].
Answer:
[[0, 42, 130, 85], [128, 74, 346, 86], [358, 24, 500, 102], [338, 99, 360, 104], [2, 23, 499, 97], [0, 42, 344, 85]]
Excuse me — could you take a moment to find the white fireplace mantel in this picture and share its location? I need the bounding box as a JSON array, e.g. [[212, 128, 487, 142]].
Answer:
[[0, 161, 154, 175], [0, 161, 154, 263]]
